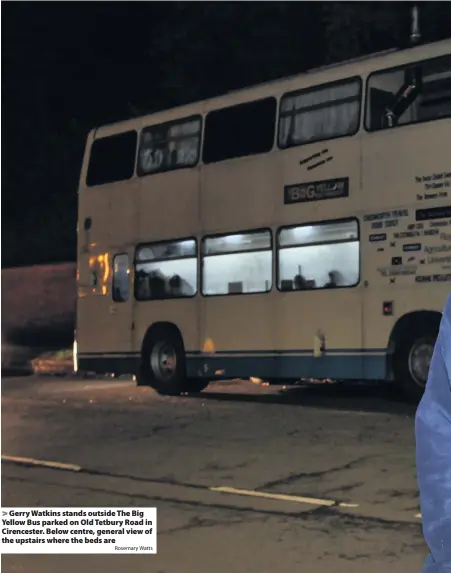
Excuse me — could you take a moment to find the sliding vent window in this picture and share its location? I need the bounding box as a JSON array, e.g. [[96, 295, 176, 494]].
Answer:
[[135, 239, 197, 300], [112, 253, 130, 302], [202, 230, 272, 296], [279, 78, 361, 148], [137, 116, 202, 176], [277, 219, 359, 291], [86, 131, 137, 187]]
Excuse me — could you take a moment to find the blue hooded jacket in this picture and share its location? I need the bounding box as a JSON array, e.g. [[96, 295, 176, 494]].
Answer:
[[416, 292, 451, 572]]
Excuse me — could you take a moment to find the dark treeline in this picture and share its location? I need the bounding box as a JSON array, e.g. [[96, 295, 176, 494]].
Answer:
[[2, 2, 450, 268]]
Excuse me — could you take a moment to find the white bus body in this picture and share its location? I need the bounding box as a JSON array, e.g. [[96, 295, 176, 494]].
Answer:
[[76, 39, 451, 401]]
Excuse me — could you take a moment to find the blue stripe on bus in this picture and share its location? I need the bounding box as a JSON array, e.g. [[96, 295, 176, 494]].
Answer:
[[78, 353, 387, 380], [185, 354, 386, 380]]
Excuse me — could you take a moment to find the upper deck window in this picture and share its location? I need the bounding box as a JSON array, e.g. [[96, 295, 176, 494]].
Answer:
[[137, 116, 202, 176], [366, 55, 451, 131], [278, 78, 361, 148], [86, 131, 137, 187], [202, 97, 277, 164]]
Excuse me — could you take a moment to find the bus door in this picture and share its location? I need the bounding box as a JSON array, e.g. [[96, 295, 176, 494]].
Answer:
[[76, 247, 134, 375]]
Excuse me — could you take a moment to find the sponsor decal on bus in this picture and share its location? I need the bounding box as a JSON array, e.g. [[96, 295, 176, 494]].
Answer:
[[378, 265, 417, 277], [369, 233, 387, 243], [403, 243, 422, 252], [415, 274, 451, 283], [284, 177, 349, 204], [363, 209, 408, 222], [416, 206, 451, 222]]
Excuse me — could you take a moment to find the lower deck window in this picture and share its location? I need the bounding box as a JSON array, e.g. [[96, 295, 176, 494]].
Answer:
[[135, 239, 197, 300], [277, 219, 359, 290], [112, 253, 130, 302], [202, 230, 272, 296]]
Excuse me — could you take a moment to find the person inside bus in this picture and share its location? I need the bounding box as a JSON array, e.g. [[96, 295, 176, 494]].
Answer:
[[148, 270, 166, 299], [168, 273, 195, 297], [293, 269, 308, 290], [135, 268, 149, 298], [324, 270, 340, 288], [415, 291, 451, 572]]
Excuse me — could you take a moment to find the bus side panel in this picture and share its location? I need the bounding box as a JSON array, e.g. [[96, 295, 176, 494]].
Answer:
[[202, 155, 279, 232], [273, 137, 369, 379], [138, 170, 201, 241], [272, 289, 381, 380], [195, 295, 276, 380], [132, 299, 201, 361], [362, 119, 451, 354], [275, 137, 362, 227]]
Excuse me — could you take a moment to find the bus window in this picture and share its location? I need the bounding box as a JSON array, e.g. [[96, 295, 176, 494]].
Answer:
[[278, 77, 361, 148], [137, 116, 202, 176], [202, 229, 272, 296], [135, 239, 197, 300], [112, 253, 130, 302], [366, 55, 451, 131], [86, 131, 137, 187], [202, 98, 277, 164], [277, 219, 359, 291]]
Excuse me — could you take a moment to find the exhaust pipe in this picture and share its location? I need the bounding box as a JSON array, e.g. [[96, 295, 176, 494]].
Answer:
[[410, 4, 421, 46]]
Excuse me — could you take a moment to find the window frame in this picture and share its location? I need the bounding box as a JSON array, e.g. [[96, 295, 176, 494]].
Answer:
[[277, 76, 362, 150], [201, 227, 274, 297], [86, 130, 138, 188], [136, 114, 203, 177], [134, 236, 198, 301], [202, 97, 277, 165], [364, 54, 451, 133], [276, 217, 361, 292], [112, 252, 131, 303]]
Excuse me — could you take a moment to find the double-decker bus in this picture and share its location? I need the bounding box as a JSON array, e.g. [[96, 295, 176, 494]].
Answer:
[[75, 38, 451, 402]]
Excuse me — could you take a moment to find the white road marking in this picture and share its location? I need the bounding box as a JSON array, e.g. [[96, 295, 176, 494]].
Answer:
[[1, 455, 82, 472], [2, 455, 420, 519], [210, 486, 339, 507]]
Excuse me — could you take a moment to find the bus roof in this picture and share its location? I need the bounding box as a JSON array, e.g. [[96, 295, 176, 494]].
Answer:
[[91, 38, 451, 139]]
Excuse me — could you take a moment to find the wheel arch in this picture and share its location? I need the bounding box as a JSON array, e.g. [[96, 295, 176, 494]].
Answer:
[[140, 321, 186, 355], [386, 309, 442, 379]]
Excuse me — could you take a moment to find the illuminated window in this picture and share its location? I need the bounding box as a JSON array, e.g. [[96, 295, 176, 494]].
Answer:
[[135, 239, 197, 300], [277, 219, 359, 291], [112, 253, 130, 302], [202, 230, 272, 296]]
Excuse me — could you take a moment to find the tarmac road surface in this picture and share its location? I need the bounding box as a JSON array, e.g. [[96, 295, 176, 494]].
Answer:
[[1, 376, 425, 573]]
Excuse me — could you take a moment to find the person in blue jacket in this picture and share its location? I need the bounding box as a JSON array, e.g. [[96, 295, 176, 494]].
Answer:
[[416, 291, 451, 572]]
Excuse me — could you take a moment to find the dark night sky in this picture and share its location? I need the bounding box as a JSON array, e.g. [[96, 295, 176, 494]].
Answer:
[[2, 2, 450, 268]]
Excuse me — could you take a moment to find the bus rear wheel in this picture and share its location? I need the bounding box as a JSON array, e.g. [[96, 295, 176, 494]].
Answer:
[[137, 326, 209, 395], [394, 330, 437, 402]]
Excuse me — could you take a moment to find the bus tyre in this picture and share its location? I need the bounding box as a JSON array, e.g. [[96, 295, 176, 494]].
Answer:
[[394, 329, 437, 403], [137, 327, 186, 396]]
